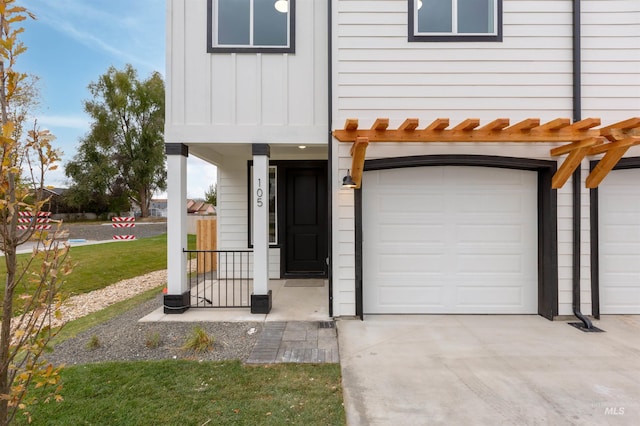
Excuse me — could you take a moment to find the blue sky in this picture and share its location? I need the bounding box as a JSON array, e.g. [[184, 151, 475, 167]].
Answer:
[[19, 0, 215, 199]]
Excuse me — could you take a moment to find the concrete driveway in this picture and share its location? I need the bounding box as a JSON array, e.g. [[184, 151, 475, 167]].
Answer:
[[337, 315, 640, 425]]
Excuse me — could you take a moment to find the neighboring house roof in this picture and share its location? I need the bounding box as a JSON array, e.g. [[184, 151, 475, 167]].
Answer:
[[186, 199, 216, 215], [43, 187, 68, 197]]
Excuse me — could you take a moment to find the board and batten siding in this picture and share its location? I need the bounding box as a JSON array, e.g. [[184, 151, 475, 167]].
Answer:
[[165, 0, 328, 145], [331, 0, 638, 317]]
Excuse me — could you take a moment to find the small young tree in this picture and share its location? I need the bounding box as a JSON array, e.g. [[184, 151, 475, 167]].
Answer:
[[204, 183, 217, 206], [0, 2, 70, 424]]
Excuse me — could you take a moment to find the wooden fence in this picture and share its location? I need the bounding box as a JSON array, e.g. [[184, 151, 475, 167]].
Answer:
[[196, 219, 217, 273]]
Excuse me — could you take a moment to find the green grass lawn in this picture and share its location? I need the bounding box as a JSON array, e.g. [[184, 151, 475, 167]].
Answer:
[[0, 234, 196, 307], [6, 233, 346, 425], [17, 360, 345, 425]]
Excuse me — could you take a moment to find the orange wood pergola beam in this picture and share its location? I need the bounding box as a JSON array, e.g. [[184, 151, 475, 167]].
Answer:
[[398, 118, 419, 131], [550, 137, 603, 157], [350, 137, 369, 189], [372, 118, 389, 131], [586, 146, 634, 188], [552, 147, 589, 189], [334, 118, 608, 143], [551, 138, 603, 189], [334, 117, 640, 189]]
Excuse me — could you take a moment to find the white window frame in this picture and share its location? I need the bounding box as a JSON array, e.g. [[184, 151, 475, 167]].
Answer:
[[409, 0, 502, 42], [208, 0, 295, 53]]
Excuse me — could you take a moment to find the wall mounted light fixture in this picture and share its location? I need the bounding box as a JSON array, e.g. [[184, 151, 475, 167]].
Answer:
[[342, 170, 356, 188]]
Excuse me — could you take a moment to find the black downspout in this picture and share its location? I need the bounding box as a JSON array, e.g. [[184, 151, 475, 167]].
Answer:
[[327, 0, 333, 317], [572, 0, 582, 123], [572, 167, 592, 329], [571, 0, 593, 329]]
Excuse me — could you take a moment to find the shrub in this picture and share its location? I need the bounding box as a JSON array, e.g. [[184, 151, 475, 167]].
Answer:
[[182, 327, 214, 353], [86, 335, 101, 350], [145, 332, 161, 349]]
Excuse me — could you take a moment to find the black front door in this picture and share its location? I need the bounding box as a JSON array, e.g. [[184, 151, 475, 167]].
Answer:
[[284, 166, 327, 277]]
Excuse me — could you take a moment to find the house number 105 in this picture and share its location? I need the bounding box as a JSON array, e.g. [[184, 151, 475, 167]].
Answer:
[[256, 178, 264, 208]]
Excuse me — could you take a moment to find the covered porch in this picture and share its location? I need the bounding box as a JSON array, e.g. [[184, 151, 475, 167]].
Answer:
[[164, 142, 329, 317], [143, 278, 330, 322]]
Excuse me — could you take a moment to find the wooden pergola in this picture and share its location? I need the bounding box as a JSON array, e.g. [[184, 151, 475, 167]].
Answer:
[[333, 117, 640, 189]]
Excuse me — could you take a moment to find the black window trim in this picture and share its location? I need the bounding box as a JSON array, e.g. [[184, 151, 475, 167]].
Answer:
[[408, 0, 503, 43], [207, 0, 296, 54]]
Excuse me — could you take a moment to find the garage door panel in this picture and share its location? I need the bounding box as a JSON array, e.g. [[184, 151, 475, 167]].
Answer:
[[452, 169, 525, 186], [363, 166, 538, 314], [454, 193, 526, 213], [602, 255, 640, 274], [599, 168, 640, 314], [456, 225, 523, 242], [601, 225, 640, 242], [378, 285, 446, 308], [601, 288, 640, 313], [378, 167, 446, 185], [379, 224, 446, 242], [457, 254, 525, 273], [456, 286, 525, 308], [378, 194, 446, 213], [378, 254, 445, 273]]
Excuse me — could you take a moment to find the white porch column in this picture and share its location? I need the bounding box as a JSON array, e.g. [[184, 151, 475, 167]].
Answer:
[[251, 144, 272, 313], [164, 143, 189, 313]]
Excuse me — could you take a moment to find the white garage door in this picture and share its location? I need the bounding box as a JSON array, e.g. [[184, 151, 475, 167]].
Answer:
[[363, 166, 538, 314], [598, 168, 640, 314]]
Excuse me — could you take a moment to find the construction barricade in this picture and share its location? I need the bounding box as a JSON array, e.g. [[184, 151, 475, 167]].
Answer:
[[17, 211, 52, 231], [112, 217, 136, 240]]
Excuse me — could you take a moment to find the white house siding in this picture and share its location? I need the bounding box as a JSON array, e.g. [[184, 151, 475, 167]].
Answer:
[[581, 0, 639, 315], [331, 0, 637, 317], [581, 0, 640, 122], [165, 0, 328, 145], [335, 0, 574, 123]]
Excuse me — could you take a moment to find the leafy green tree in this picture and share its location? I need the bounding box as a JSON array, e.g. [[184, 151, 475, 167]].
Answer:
[[65, 64, 166, 217], [204, 183, 217, 206], [0, 2, 70, 423]]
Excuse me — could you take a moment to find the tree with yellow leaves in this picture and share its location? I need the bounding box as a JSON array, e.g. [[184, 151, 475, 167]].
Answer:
[[0, 2, 70, 424]]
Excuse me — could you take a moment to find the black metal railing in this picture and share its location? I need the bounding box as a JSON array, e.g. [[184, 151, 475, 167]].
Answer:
[[184, 249, 253, 308]]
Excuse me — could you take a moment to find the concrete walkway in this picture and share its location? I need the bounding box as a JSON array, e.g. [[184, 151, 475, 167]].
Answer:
[[337, 315, 640, 425]]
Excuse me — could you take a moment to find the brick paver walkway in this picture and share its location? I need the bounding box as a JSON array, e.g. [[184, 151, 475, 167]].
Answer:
[[246, 321, 339, 364]]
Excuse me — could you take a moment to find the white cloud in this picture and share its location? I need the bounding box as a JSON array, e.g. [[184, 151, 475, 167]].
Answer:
[[154, 157, 218, 200], [24, 0, 164, 73], [41, 166, 67, 189], [186, 157, 218, 199], [36, 114, 90, 130]]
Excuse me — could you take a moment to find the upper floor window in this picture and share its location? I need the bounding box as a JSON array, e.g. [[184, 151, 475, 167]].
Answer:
[[208, 0, 295, 53], [409, 0, 502, 42]]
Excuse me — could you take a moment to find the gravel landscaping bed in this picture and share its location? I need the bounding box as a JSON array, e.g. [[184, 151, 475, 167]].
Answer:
[[46, 295, 263, 365], [41, 221, 263, 365]]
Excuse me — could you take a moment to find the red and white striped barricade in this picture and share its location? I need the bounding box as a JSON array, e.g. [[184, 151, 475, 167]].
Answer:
[[17, 211, 52, 231], [112, 217, 136, 240]]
